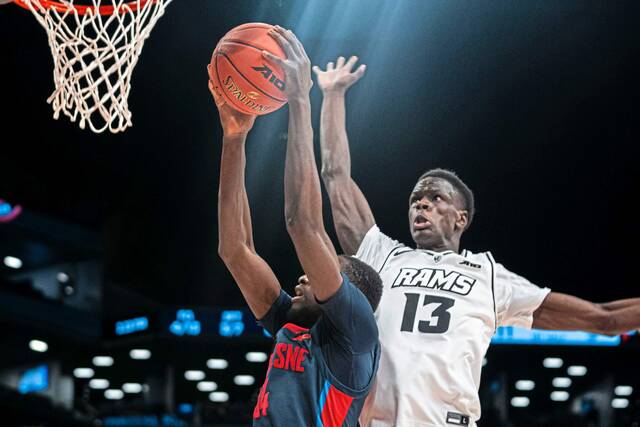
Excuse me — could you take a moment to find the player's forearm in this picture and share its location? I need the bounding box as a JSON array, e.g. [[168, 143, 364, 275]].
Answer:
[[284, 96, 322, 231], [319, 91, 352, 182], [602, 302, 640, 335], [218, 135, 254, 260]]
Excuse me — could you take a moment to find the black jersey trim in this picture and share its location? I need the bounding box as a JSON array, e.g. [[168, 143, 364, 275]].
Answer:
[[484, 252, 498, 332], [378, 245, 403, 274]]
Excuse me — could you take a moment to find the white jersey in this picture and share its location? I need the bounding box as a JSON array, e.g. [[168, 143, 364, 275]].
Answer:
[[356, 226, 550, 427]]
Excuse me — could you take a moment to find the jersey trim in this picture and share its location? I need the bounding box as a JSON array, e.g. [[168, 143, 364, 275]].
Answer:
[[316, 379, 354, 427], [484, 252, 498, 331], [282, 323, 309, 335], [377, 245, 403, 274]]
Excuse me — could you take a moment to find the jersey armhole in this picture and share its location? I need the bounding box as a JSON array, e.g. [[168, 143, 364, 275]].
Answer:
[[484, 252, 498, 332]]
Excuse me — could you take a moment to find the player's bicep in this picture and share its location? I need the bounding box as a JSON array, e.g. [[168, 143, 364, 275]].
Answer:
[[221, 247, 282, 320], [324, 176, 375, 255]]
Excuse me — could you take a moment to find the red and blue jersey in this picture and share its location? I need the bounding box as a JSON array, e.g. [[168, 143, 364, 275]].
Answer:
[[254, 275, 380, 426]]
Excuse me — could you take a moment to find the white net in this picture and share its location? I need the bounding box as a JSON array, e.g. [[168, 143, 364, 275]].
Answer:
[[19, 0, 172, 133]]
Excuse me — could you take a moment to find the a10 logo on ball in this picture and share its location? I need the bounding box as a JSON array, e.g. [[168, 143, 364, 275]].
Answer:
[[252, 64, 285, 92]]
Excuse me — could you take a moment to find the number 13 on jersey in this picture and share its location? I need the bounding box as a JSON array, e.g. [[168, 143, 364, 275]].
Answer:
[[400, 293, 455, 334]]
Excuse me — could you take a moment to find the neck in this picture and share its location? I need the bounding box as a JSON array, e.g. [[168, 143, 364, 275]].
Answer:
[[417, 238, 460, 253]]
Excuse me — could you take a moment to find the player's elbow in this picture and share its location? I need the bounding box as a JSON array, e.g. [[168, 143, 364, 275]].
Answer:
[[321, 163, 348, 185], [218, 241, 244, 265]]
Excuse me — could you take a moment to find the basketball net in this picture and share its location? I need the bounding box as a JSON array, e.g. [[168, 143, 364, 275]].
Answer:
[[15, 0, 172, 133]]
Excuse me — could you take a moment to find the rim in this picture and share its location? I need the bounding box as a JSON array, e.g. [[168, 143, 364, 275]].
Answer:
[[14, 0, 155, 15]]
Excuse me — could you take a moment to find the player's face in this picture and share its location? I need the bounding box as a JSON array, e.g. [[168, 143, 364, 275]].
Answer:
[[408, 177, 464, 250], [287, 275, 322, 328]]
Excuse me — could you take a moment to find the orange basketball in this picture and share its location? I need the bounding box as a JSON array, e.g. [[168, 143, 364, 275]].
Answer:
[[210, 23, 287, 115]]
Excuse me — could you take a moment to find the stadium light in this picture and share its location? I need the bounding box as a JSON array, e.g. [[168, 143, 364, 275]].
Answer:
[[184, 370, 205, 381], [105, 389, 124, 400], [515, 380, 535, 391], [510, 397, 529, 407], [552, 377, 572, 388], [197, 381, 217, 392], [73, 368, 95, 378], [207, 358, 228, 369], [93, 356, 114, 367], [567, 366, 587, 376], [129, 349, 151, 360], [234, 375, 255, 386], [89, 379, 109, 389], [543, 357, 563, 368], [550, 391, 569, 401], [246, 352, 268, 363], [614, 385, 632, 396], [29, 340, 48, 353], [612, 398, 629, 409], [4, 256, 22, 269], [122, 383, 143, 393], [209, 392, 229, 402]]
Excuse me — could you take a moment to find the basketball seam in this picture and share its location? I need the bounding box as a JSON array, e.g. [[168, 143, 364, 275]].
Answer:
[[215, 50, 286, 103]]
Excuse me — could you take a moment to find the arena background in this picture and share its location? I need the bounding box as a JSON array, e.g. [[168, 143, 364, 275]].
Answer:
[[0, 0, 638, 425]]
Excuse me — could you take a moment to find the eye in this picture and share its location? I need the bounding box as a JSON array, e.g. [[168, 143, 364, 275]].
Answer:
[[433, 195, 442, 202]]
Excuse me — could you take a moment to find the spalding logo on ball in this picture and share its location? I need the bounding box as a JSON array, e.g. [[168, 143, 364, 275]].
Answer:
[[210, 23, 287, 115]]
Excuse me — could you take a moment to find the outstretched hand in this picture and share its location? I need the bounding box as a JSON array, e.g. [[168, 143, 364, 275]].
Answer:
[[207, 65, 256, 137], [312, 56, 366, 94]]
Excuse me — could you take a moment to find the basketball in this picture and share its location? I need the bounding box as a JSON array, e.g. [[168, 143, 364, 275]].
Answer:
[[210, 23, 287, 115]]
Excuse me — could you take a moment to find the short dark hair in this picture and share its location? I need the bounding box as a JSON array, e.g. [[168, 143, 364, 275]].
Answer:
[[339, 255, 383, 311], [418, 168, 475, 229]]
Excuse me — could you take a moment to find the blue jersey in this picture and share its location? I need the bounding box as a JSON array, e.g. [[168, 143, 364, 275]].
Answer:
[[254, 274, 380, 427]]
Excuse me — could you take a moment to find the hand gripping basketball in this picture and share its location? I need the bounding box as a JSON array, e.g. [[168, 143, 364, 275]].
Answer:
[[207, 66, 256, 137], [312, 55, 366, 94], [262, 26, 313, 100]]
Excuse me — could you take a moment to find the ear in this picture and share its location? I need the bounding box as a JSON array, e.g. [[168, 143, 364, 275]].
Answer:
[[455, 210, 469, 231]]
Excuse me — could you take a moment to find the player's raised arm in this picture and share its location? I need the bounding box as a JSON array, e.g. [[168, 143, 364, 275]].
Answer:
[[313, 56, 375, 255], [532, 292, 640, 336], [264, 26, 342, 301], [208, 69, 281, 319]]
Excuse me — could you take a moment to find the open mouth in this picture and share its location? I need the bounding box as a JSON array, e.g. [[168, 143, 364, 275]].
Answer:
[[413, 215, 431, 231]]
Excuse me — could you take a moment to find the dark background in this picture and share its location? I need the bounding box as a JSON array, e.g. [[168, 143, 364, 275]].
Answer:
[[2, 0, 638, 311]]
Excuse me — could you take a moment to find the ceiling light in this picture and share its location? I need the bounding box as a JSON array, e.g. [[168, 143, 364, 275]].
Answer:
[[612, 398, 629, 409], [29, 340, 48, 353], [246, 352, 268, 363], [567, 366, 587, 376], [105, 389, 124, 400], [197, 381, 217, 392], [93, 356, 114, 367], [550, 391, 569, 401], [543, 357, 563, 368], [234, 375, 255, 386], [552, 377, 572, 388], [209, 391, 229, 402], [4, 256, 22, 269], [510, 397, 529, 407], [515, 380, 535, 391], [89, 379, 109, 389], [73, 368, 95, 378], [122, 383, 143, 393], [614, 386, 632, 396], [129, 349, 151, 360], [184, 370, 205, 381], [207, 358, 228, 369]]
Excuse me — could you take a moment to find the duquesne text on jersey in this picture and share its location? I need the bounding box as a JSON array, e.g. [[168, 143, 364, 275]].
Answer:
[[391, 267, 476, 296]]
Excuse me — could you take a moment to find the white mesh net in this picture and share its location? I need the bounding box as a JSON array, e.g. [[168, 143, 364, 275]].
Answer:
[[19, 0, 172, 133]]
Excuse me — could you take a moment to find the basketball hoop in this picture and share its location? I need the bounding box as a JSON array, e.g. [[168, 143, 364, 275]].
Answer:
[[14, 0, 173, 133]]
